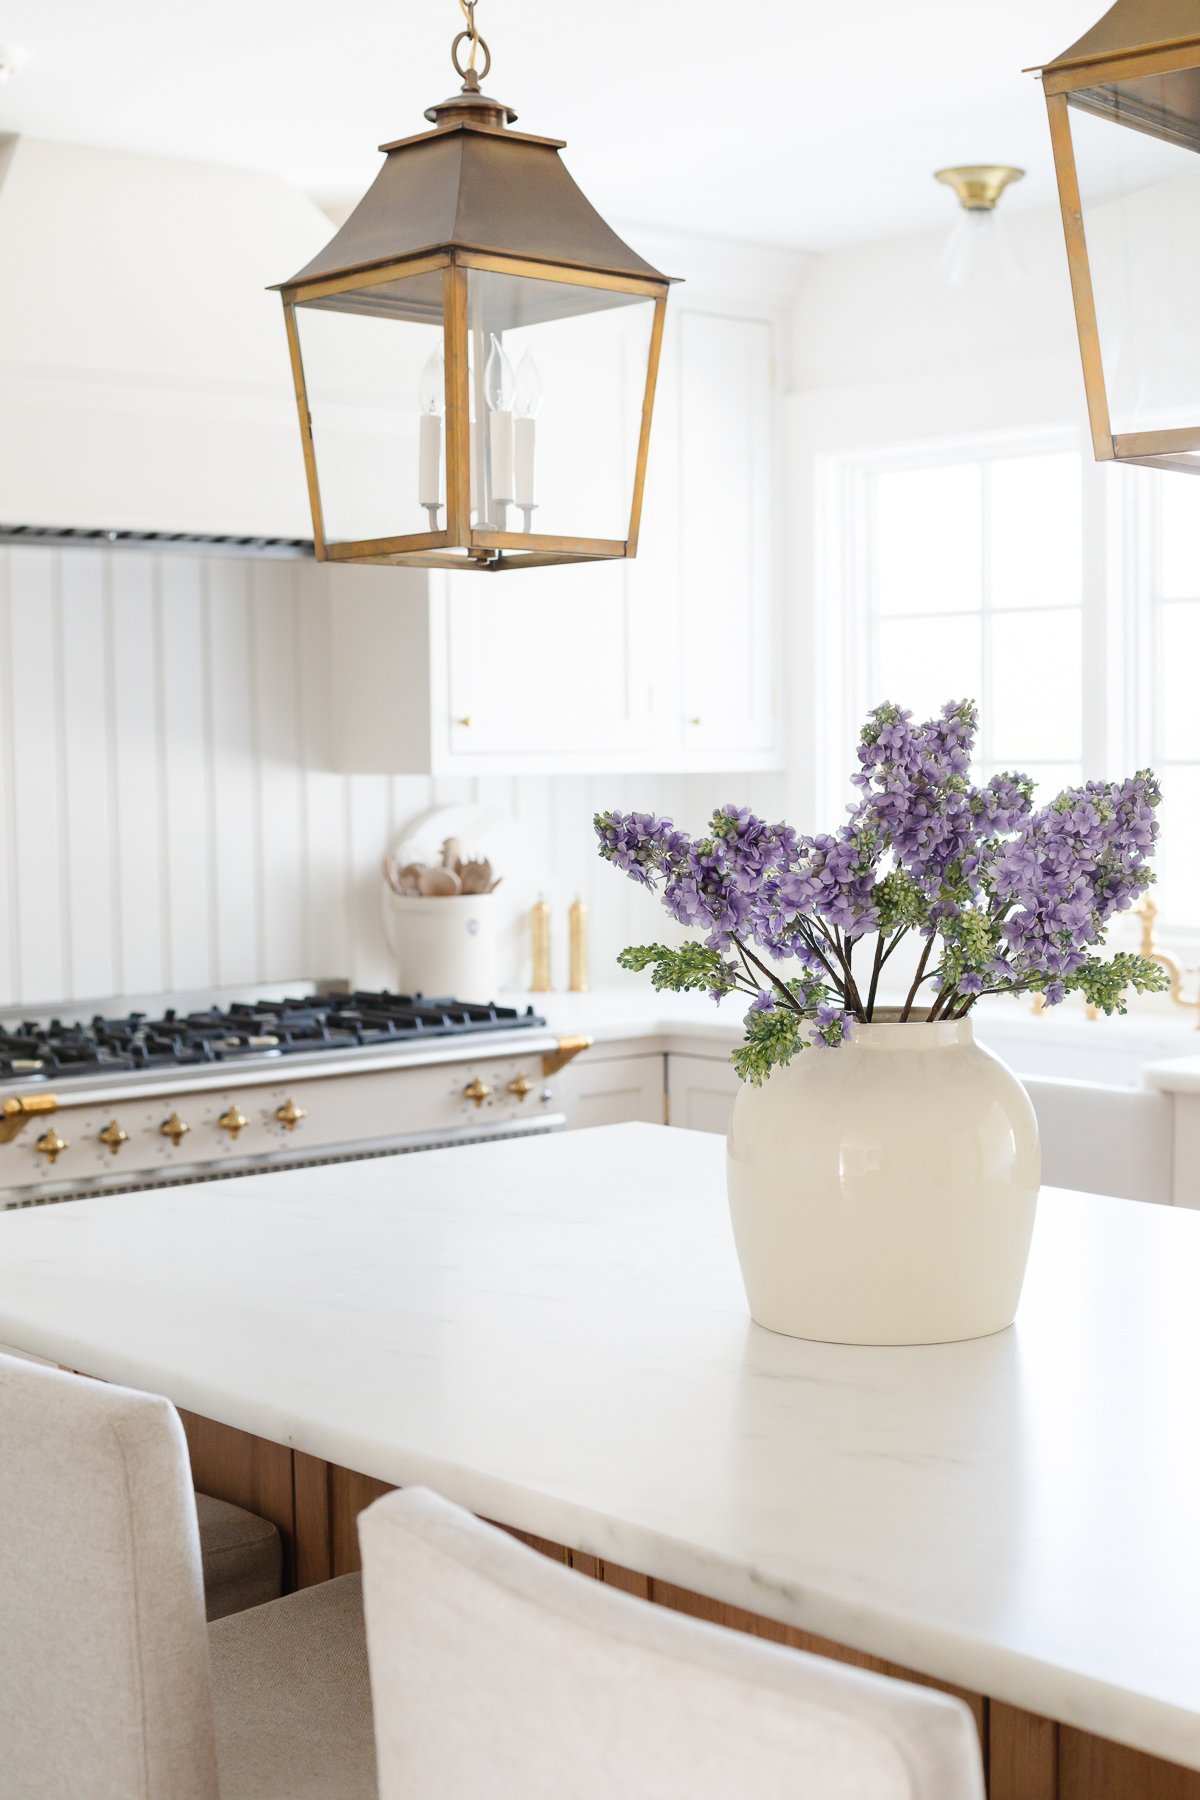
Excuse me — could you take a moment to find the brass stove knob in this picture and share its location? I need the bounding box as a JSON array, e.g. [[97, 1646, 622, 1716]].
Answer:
[[506, 1075, 534, 1101], [160, 1113, 190, 1148], [35, 1128, 68, 1164], [275, 1099, 306, 1131], [463, 1077, 493, 1108], [98, 1120, 129, 1156], [218, 1105, 248, 1140]]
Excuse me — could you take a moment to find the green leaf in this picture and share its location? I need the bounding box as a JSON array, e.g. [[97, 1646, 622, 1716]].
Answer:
[[616, 942, 739, 996], [730, 1006, 804, 1086]]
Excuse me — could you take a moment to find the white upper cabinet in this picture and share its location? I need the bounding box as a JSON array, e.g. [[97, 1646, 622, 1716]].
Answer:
[[441, 559, 655, 764], [677, 313, 777, 760], [327, 245, 795, 776]]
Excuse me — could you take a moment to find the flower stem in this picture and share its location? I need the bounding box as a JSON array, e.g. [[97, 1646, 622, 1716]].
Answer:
[[900, 937, 935, 1021], [731, 936, 808, 1015], [866, 932, 887, 1017]]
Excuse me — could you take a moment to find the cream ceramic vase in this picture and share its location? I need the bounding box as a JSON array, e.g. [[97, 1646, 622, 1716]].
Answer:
[[726, 1017, 1040, 1346]]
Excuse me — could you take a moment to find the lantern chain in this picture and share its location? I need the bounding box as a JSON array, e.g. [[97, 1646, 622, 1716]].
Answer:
[[452, 0, 492, 84]]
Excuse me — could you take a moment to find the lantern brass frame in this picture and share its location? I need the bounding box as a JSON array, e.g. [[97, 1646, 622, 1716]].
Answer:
[[1035, 2, 1200, 473], [274, 35, 675, 572], [282, 253, 669, 571]]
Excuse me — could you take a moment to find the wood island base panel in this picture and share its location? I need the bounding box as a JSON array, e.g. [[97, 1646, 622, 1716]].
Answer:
[[179, 1407, 1199, 1800]]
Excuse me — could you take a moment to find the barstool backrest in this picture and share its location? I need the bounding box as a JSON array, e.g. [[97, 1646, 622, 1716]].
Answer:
[[0, 1353, 220, 1800], [360, 1486, 986, 1800]]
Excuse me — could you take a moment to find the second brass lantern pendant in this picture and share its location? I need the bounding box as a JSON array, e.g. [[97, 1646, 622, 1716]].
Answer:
[[1036, 0, 1200, 473], [274, 1, 676, 569]]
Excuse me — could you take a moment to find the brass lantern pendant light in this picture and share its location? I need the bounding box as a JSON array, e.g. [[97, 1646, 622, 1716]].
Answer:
[[274, 1, 677, 569], [1035, 1, 1200, 473]]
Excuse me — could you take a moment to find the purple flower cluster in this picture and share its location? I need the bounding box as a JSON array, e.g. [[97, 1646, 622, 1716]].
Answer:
[[596, 699, 1163, 1070], [983, 774, 1160, 986]]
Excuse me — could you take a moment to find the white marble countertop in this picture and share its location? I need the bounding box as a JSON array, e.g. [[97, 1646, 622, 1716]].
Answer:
[[1, 1124, 1198, 1770], [1143, 1055, 1200, 1094]]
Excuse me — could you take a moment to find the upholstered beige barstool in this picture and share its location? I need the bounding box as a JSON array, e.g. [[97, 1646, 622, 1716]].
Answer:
[[360, 1487, 986, 1800], [0, 1342, 281, 1622], [0, 1353, 376, 1800], [196, 1491, 283, 1621]]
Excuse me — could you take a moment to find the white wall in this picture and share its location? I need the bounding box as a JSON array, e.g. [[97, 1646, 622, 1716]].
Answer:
[[0, 543, 783, 1009]]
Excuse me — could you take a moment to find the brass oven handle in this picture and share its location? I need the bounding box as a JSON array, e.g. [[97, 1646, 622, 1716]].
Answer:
[[275, 1099, 307, 1131], [218, 1106, 248, 1139], [506, 1075, 535, 1101], [0, 1093, 60, 1144], [34, 1128, 68, 1164], [98, 1120, 129, 1155], [541, 1035, 593, 1078], [463, 1077, 492, 1108], [161, 1113, 191, 1148]]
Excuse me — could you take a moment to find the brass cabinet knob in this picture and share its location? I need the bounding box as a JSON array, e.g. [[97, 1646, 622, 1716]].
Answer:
[[161, 1113, 190, 1148], [275, 1099, 307, 1131], [506, 1075, 534, 1101], [98, 1120, 129, 1156], [689, 716, 702, 726], [35, 1128, 68, 1164], [455, 716, 472, 728], [218, 1106, 248, 1139], [463, 1077, 492, 1108]]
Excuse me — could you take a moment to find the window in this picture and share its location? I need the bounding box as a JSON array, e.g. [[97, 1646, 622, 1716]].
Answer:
[[868, 447, 1085, 796], [1141, 479, 1200, 928], [818, 431, 1200, 933]]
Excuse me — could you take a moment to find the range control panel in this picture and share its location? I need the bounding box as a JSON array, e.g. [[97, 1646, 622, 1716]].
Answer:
[[0, 1052, 567, 1207]]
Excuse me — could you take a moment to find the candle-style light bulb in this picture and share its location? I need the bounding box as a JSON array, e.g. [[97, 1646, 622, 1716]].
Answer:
[[418, 344, 445, 417], [484, 332, 515, 513], [514, 349, 543, 420], [417, 344, 445, 527], [514, 348, 542, 530], [484, 333, 515, 412]]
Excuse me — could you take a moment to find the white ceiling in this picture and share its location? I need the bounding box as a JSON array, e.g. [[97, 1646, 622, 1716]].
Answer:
[[0, 0, 1105, 251]]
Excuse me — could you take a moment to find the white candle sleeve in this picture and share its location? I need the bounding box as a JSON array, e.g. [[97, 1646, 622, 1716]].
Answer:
[[514, 416, 536, 508], [489, 410, 514, 504], [418, 414, 442, 508]]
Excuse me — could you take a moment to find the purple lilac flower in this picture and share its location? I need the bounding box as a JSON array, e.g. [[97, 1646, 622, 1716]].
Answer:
[[596, 705, 1163, 1072]]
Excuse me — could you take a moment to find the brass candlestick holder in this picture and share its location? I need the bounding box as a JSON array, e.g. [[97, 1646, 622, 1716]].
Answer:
[[568, 897, 589, 993], [530, 895, 553, 993]]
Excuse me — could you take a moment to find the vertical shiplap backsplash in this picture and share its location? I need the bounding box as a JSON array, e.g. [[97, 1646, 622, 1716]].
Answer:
[[0, 546, 784, 1008]]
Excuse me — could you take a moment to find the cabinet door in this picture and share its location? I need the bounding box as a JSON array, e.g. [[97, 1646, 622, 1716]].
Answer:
[[677, 312, 777, 758], [556, 1053, 665, 1130], [440, 314, 660, 767], [441, 558, 654, 764], [667, 1052, 740, 1134]]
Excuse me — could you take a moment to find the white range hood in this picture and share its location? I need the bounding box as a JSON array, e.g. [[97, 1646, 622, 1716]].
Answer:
[[0, 135, 337, 548]]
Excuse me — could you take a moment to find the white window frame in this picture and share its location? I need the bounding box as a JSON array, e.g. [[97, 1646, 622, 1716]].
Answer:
[[814, 425, 1200, 940], [1119, 465, 1200, 940], [816, 425, 1109, 810]]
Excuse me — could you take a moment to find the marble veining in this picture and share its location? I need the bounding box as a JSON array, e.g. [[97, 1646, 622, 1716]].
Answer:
[[0, 1124, 1198, 1770]]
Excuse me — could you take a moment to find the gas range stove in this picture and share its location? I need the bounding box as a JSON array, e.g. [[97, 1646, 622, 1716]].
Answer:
[[0, 991, 546, 1084], [0, 988, 589, 1209]]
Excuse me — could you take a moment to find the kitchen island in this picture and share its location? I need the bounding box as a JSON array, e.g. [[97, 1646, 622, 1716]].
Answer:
[[1, 1123, 1197, 1797]]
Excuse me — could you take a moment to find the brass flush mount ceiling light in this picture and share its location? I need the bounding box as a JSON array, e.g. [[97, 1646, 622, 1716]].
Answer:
[[273, 0, 677, 570], [934, 165, 1026, 212], [1034, 0, 1200, 473], [933, 164, 1025, 286]]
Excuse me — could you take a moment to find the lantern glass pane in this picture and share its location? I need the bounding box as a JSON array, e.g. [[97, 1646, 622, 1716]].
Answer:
[[1068, 73, 1200, 437], [294, 267, 447, 545], [464, 268, 656, 543]]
